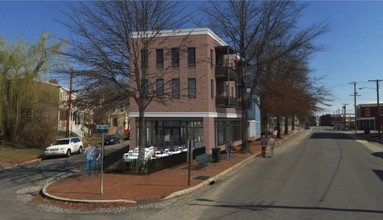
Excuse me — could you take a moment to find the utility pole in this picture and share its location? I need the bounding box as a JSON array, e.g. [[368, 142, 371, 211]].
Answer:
[[350, 82, 360, 133], [368, 79, 383, 139], [66, 68, 74, 138], [342, 103, 348, 130]]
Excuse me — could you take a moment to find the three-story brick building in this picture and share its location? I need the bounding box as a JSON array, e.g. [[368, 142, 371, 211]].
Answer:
[[129, 28, 244, 154]]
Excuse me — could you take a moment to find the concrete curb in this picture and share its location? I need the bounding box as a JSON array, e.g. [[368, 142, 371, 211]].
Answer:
[[41, 172, 137, 204], [41, 130, 301, 204], [164, 152, 260, 200], [0, 158, 42, 171]]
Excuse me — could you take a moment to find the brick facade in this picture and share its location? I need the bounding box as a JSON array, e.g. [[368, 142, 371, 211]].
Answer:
[[129, 28, 243, 154]]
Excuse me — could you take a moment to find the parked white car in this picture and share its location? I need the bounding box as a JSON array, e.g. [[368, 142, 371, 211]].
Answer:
[[44, 137, 83, 158]]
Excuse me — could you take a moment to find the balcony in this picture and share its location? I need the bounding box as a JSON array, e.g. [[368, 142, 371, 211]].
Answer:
[[215, 66, 238, 80], [216, 96, 238, 108]]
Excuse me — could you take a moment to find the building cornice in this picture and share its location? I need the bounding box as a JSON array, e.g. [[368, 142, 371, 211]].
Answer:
[[129, 111, 241, 118], [132, 28, 227, 46]]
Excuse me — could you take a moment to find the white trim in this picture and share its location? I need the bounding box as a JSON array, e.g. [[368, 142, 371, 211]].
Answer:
[[129, 112, 241, 118], [357, 117, 376, 121], [132, 28, 227, 46]]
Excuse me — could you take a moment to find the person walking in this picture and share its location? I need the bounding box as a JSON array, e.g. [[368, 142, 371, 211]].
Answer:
[[273, 129, 278, 139], [260, 135, 268, 158], [93, 145, 101, 176], [84, 143, 95, 176], [225, 140, 232, 160], [269, 136, 276, 158]]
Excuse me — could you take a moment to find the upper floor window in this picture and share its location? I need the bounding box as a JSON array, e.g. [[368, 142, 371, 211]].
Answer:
[[141, 49, 148, 68], [211, 79, 214, 98], [188, 78, 196, 98], [156, 79, 164, 97], [172, 78, 180, 99], [188, 47, 196, 67], [156, 49, 164, 68], [365, 108, 370, 116], [171, 48, 180, 67], [380, 107, 383, 116], [210, 49, 214, 68]]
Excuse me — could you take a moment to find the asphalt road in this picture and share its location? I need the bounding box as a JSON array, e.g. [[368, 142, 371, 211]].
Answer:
[[142, 127, 383, 220], [1, 128, 383, 220], [0, 141, 129, 220]]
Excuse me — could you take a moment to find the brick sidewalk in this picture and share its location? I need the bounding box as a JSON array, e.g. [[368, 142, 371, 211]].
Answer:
[[45, 143, 262, 203]]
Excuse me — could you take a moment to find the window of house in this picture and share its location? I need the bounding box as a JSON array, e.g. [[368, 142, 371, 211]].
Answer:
[[210, 49, 213, 68], [211, 79, 214, 98], [143, 79, 149, 97], [171, 48, 179, 67], [188, 47, 196, 67], [156, 49, 164, 68], [365, 108, 370, 116], [172, 78, 180, 99], [141, 49, 148, 68], [113, 117, 118, 127], [380, 107, 383, 116], [188, 78, 196, 98], [156, 79, 164, 97]]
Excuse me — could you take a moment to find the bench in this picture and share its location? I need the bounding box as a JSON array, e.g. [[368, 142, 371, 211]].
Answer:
[[193, 153, 210, 170]]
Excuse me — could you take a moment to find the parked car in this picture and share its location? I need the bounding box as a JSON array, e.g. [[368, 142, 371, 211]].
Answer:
[[104, 134, 121, 145], [44, 137, 83, 158]]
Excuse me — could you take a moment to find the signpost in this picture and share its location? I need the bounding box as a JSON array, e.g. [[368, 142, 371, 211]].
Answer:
[[96, 124, 109, 195]]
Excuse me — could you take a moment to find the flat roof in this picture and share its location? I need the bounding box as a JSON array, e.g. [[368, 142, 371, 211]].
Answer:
[[132, 27, 228, 46]]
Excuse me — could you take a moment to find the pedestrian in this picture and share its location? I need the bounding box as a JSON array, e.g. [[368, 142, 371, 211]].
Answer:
[[93, 145, 101, 176], [273, 129, 278, 139], [84, 143, 95, 176], [269, 136, 276, 158], [260, 135, 268, 158], [225, 140, 232, 160]]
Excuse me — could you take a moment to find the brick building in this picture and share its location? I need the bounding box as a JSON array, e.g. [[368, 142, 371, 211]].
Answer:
[[129, 28, 244, 154], [356, 103, 383, 131]]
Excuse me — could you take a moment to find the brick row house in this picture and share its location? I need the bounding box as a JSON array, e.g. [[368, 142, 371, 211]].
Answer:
[[129, 28, 247, 154], [356, 103, 383, 131]]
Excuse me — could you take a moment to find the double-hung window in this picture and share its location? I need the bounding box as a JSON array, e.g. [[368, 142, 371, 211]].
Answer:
[[156, 49, 164, 68], [156, 79, 164, 97], [188, 78, 196, 98], [171, 48, 180, 67], [141, 49, 148, 68], [188, 47, 196, 67], [172, 78, 180, 99]]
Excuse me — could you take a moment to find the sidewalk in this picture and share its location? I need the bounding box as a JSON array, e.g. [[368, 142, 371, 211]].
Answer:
[[41, 131, 300, 207], [42, 143, 262, 204]]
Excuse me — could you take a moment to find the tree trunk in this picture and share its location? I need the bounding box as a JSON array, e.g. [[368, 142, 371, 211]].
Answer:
[[284, 116, 289, 135], [292, 115, 295, 131]]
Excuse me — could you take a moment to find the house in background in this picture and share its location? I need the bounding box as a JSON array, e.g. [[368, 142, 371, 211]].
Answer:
[[48, 79, 89, 138], [247, 97, 261, 140], [107, 107, 129, 136], [129, 28, 245, 154], [356, 103, 383, 131]]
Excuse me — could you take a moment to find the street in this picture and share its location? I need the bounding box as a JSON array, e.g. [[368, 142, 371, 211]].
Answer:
[[0, 128, 383, 220], [143, 127, 383, 220], [0, 141, 129, 220]]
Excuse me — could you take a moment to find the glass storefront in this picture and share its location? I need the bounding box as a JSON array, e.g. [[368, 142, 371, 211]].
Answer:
[[136, 118, 204, 150], [215, 119, 242, 145]]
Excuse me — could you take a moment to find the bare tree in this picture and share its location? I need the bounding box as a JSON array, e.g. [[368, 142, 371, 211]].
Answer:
[[204, 0, 328, 151], [62, 0, 192, 165]]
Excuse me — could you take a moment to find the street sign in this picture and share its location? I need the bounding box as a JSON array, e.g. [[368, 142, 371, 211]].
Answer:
[[96, 124, 109, 133]]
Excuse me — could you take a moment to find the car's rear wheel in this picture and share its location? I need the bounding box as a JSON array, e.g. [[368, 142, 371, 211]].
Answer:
[[78, 146, 83, 154], [66, 149, 71, 157]]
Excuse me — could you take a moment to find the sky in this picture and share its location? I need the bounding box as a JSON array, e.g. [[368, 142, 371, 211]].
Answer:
[[0, 1, 382, 116]]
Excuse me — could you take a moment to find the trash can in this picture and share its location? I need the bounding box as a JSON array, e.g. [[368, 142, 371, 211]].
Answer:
[[212, 148, 221, 163]]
